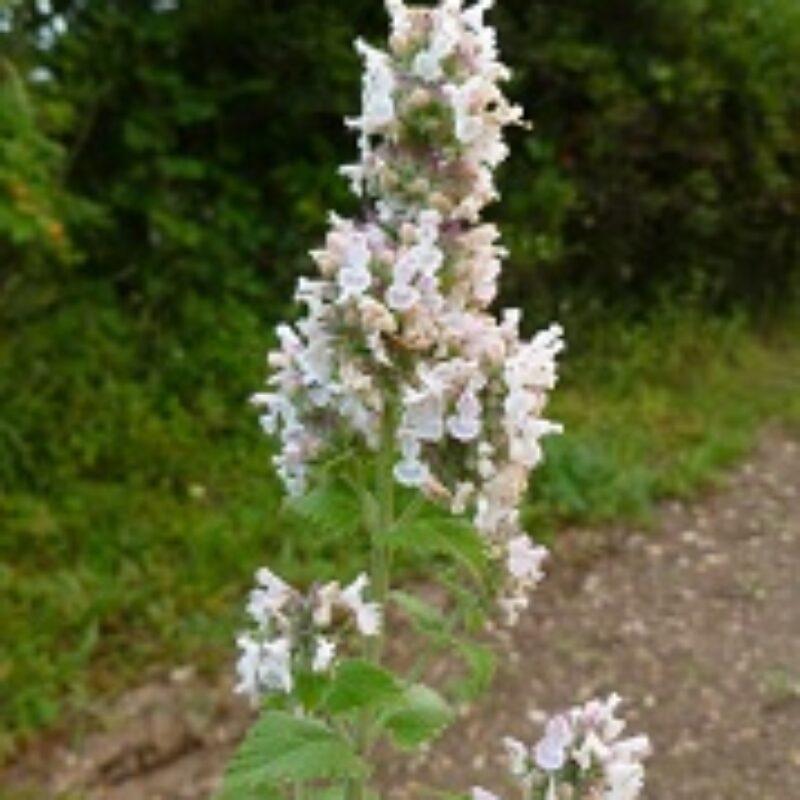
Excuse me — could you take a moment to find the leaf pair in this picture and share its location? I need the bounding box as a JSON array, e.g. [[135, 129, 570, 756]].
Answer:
[[216, 712, 365, 799], [380, 501, 491, 581], [216, 660, 454, 799], [325, 659, 453, 749]]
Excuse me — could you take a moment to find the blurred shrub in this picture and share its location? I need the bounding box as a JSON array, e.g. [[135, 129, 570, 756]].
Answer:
[[499, 0, 800, 314], [0, 56, 75, 286], [4, 0, 798, 325]]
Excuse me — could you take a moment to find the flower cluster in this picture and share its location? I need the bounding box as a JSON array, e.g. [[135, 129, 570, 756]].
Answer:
[[474, 695, 651, 800], [235, 568, 381, 700], [252, 0, 562, 619]]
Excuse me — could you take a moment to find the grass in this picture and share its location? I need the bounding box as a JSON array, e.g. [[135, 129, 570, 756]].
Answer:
[[528, 304, 800, 533], [1, 294, 799, 763]]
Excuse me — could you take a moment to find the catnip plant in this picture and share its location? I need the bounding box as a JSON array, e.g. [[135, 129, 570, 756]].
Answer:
[[217, 2, 650, 798]]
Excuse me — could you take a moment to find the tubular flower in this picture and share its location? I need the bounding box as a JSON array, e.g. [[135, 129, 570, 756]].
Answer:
[[235, 568, 381, 702], [475, 695, 651, 800], [253, 0, 563, 617]]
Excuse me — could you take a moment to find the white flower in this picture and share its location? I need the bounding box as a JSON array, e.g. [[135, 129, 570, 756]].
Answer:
[[339, 265, 372, 300], [234, 634, 262, 700], [247, 567, 293, 624], [340, 573, 382, 636], [393, 437, 430, 487], [446, 78, 485, 144], [413, 49, 443, 82], [312, 581, 341, 627], [605, 762, 645, 800], [446, 389, 482, 441], [236, 568, 385, 700], [493, 696, 649, 800], [394, 455, 430, 487], [386, 0, 413, 46], [535, 733, 568, 773], [502, 736, 530, 779], [506, 536, 547, 583], [447, 413, 481, 442], [579, 693, 626, 741], [401, 386, 446, 442], [471, 788, 502, 800], [533, 712, 574, 773], [611, 735, 652, 762], [475, 692, 646, 800], [353, 38, 396, 132], [258, 637, 294, 694], [312, 636, 337, 673], [386, 281, 421, 311]]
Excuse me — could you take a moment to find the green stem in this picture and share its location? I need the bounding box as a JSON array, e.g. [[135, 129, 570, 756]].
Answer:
[[345, 422, 396, 800], [294, 781, 309, 800], [370, 426, 395, 658]]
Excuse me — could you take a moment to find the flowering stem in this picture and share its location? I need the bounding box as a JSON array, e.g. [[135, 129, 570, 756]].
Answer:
[[370, 419, 396, 656], [345, 423, 395, 800]]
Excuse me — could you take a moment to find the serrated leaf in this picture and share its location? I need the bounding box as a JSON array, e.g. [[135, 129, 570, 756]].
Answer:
[[215, 711, 365, 798], [324, 659, 402, 714], [284, 479, 363, 539], [381, 684, 454, 749], [383, 514, 489, 579]]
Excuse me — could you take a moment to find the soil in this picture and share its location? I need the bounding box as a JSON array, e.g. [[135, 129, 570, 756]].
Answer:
[[4, 430, 799, 800]]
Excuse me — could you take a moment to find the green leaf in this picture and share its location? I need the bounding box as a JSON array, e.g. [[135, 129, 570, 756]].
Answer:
[[448, 640, 495, 702], [293, 670, 330, 712], [215, 711, 366, 798], [324, 659, 402, 714], [317, 789, 381, 800], [383, 513, 489, 579], [284, 479, 363, 540], [380, 684, 454, 749], [390, 590, 450, 636]]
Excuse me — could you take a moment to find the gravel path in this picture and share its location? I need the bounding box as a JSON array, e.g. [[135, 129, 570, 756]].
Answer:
[[4, 430, 799, 799]]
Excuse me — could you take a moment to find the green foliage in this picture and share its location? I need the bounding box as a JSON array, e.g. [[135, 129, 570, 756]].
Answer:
[[0, 54, 85, 308], [216, 711, 366, 799], [322, 660, 401, 715], [285, 479, 365, 542], [216, 663, 451, 795], [499, 0, 800, 313], [390, 591, 450, 636], [528, 304, 800, 530], [391, 588, 496, 703], [378, 683, 454, 749], [4, 0, 798, 324], [382, 503, 490, 581]]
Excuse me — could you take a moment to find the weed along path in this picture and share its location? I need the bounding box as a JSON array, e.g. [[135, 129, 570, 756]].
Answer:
[[4, 430, 800, 799]]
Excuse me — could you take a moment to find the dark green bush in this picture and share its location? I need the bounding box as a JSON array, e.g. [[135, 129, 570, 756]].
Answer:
[[4, 0, 798, 324], [499, 0, 800, 314]]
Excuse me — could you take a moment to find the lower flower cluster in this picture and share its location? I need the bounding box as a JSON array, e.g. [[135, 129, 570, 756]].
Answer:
[[474, 694, 651, 800], [235, 568, 381, 700]]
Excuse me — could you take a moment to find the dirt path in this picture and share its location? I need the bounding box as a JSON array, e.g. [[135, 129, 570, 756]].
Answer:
[[4, 430, 799, 800]]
